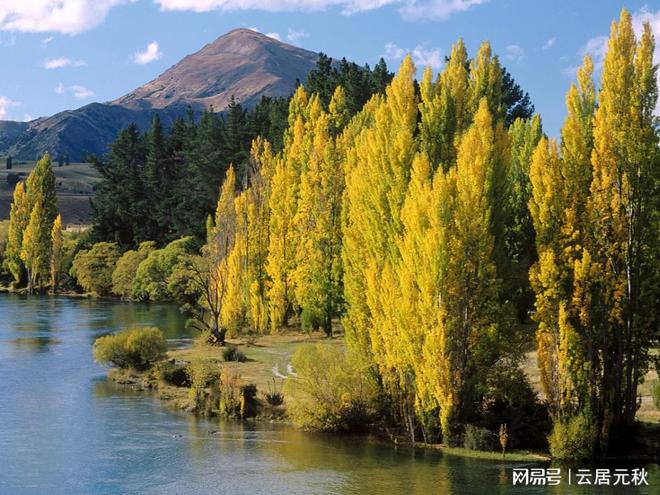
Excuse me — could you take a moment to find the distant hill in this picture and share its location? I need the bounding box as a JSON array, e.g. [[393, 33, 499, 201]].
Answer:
[[0, 29, 319, 161]]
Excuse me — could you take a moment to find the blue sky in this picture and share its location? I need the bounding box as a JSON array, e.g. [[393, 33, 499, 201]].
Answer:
[[0, 1, 658, 137]]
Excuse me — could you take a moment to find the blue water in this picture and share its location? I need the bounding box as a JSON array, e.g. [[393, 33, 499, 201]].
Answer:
[[0, 294, 657, 494]]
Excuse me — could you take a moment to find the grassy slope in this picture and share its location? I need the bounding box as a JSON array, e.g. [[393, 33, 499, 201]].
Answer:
[[0, 160, 99, 225]]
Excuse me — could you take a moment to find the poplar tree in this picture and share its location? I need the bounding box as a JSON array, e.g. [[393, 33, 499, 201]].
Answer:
[[50, 214, 63, 291], [294, 105, 343, 337], [587, 11, 658, 445], [267, 87, 308, 331], [5, 181, 29, 283]]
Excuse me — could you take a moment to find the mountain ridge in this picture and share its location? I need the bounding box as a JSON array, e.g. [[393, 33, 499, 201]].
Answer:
[[0, 29, 319, 161]]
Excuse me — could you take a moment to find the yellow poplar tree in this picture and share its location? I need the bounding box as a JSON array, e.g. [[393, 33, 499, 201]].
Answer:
[[294, 107, 343, 337], [50, 214, 63, 291], [5, 181, 29, 283], [587, 10, 658, 444], [267, 88, 308, 331]]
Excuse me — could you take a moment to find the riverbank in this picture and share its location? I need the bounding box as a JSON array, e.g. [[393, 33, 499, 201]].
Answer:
[[103, 330, 552, 463]]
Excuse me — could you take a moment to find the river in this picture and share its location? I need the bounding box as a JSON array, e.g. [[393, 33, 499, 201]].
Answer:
[[0, 293, 657, 494]]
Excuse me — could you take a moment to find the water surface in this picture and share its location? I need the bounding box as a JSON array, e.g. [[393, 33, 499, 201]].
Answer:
[[0, 294, 657, 494]]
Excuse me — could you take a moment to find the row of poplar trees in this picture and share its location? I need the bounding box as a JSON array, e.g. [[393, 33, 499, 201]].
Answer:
[[209, 9, 657, 458], [5, 154, 63, 293]]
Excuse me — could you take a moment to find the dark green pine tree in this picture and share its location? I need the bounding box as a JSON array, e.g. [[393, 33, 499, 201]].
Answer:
[[91, 124, 146, 247]]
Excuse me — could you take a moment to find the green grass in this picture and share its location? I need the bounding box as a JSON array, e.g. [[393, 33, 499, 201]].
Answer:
[[437, 446, 549, 462], [0, 160, 100, 194]]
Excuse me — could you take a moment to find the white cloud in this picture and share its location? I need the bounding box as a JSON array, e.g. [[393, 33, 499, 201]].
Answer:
[[505, 44, 524, 63], [131, 41, 163, 65], [0, 96, 20, 120], [542, 37, 556, 50], [154, 0, 487, 21], [22, 113, 34, 122], [42, 57, 86, 69], [71, 85, 95, 99], [384, 42, 443, 69], [287, 28, 309, 43], [0, 1, 128, 35], [41, 36, 54, 47], [266, 32, 281, 40], [54, 83, 95, 100], [399, 0, 487, 21]]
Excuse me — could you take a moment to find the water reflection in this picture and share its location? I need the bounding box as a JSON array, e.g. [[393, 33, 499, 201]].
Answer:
[[1, 293, 658, 495]]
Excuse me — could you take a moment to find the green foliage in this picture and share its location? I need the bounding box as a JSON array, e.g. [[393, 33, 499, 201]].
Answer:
[[111, 241, 156, 298], [284, 344, 377, 432], [187, 358, 220, 414], [548, 413, 596, 461], [652, 381, 660, 410], [155, 360, 191, 387], [222, 346, 247, 363], [132, 237, 195, 301], [93, 326, 166, 370], [463, 425, 498, 451], [70, 241, 120, 295]]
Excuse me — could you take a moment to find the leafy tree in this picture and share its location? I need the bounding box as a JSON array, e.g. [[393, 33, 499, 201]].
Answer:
[[111, 241, 156, 298], [4, 181, 29, 283], [49, 214, 63, 291], [132, 237, 196, 301], [70, 242, 120, 295]]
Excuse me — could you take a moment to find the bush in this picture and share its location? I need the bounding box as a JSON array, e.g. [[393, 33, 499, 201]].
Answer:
[[156, 360, 191, 387], [301, 307, 322, 335], [548, 412, 596, 460], [284, 344, 377, 432], [481, 362, 551, 449], [652, 380, 660, 410], [70, 242, 120, 295], [265, 378, 284, 406], [463, 425, 498, 451], [93, 326, 166, 370], [223, 346, 247, 363], [187, 358, 220, 414]]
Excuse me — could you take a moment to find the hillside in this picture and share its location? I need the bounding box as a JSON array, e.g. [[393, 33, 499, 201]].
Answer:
[[0, 29, 319, 162]]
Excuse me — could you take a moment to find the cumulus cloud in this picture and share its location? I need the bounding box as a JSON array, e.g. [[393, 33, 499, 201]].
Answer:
[[384, 42, 443, 69], [505, 44, 524, 63], [154, 0, 487, 21], [287, 28, 310, 43], [42, 57, 86, 69], [131, 41, 163, 65], [71, 85, 95, 99], [0, 0, 128, 35], [542, 37, 556, 50], [266, 32, 281, 40], [0, 96, 20, 120], [54, 83, 95, 100]]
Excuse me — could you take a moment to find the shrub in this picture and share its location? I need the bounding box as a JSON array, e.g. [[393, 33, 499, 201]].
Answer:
[[301, 307, 321, 335], [111, 241, 156, 298], [265, 378, 284, 406], [284, 344, 377, 432], [222, 346, 247, 363], [239, 384, 258, 418], [187, 358, 220, 414], [652, 380, 660, 410], [156, 360, 191, 387], [93, 326, 166, 370], [548, 412, 596, 461], [481, 362, 551, 449], [70, 242, 120, 295], [463, 425, 498, 451], [218, 368, 243, 418]]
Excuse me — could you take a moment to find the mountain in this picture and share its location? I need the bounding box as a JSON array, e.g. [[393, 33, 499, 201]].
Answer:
[[0, 29, 319, 161]]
